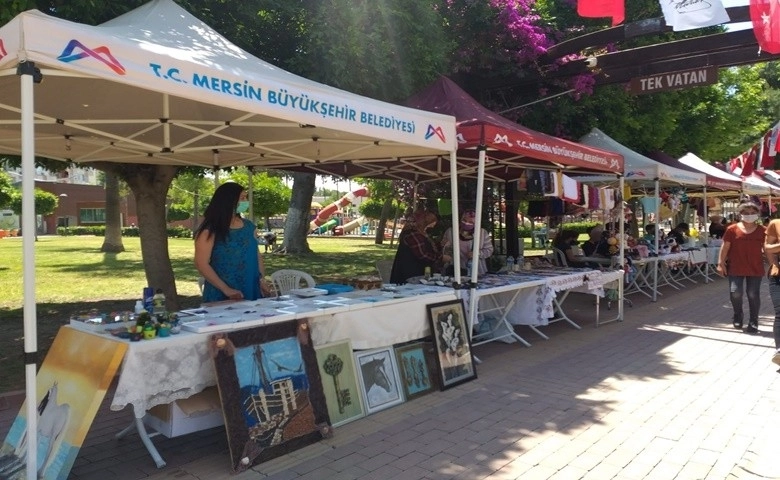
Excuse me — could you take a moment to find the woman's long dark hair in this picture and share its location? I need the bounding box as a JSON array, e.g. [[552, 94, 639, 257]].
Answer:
[[195, 182, 243, 244]]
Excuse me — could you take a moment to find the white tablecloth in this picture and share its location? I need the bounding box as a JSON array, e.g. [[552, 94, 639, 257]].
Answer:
[[309, 288, 457, 349], [466, 269, 597, 327], [79, 286, 457, 418]]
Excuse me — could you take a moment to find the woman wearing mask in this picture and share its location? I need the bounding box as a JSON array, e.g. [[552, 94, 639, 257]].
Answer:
[[764, 216, 780, 364], [194, 182, 267, 302], [717, 198, 765, 333], [390, 211, 450, 284], [441, 209, 494, 277]]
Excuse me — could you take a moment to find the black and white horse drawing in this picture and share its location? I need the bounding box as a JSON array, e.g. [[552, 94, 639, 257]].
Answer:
[[360, 356, 391, 393]]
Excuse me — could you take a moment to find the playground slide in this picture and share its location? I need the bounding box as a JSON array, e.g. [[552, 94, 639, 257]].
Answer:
[[340, 215, 367, 234], [310, 187, 369, 231], [313, 218, 338, 234]]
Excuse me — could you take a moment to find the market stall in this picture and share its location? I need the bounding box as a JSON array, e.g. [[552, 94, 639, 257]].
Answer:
[[576, 128, 707, 302], [0, 1, 459, 476]]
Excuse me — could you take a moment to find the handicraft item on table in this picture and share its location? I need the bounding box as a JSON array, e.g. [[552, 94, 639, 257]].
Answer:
[[354, 347, 405, 415], [0, 327, 127, 480], [426, 299, 478, 390], [211, 319, 330, 472], [394, 341, 438, 400], [314, 340, 365, 427]]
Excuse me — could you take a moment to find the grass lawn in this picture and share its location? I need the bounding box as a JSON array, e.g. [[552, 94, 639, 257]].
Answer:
[[0, 234, 546, 393]]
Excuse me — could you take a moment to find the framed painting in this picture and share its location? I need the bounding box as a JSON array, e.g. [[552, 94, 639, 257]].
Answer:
[[426, 299, 477, 390], [211, 319, 331, 472], [314, 340, 365, 427], [354, 347, 404, 415], [394, 342, 437, 400], [0, 327, 127, 480]]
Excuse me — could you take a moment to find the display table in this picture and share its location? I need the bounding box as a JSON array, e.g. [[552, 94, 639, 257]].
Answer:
[[463, 267, 614, 347], [77, 284, 456, 468]]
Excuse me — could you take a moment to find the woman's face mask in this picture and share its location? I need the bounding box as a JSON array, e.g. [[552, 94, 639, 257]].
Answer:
[[741, 213, 759, 223], [236, 200, 250, 214]]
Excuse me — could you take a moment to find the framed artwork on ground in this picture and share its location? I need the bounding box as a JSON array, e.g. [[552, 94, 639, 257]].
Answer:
[[426, 299, 477, 390], [314, 340, 365, 427], [394, 342, 437, 400], [211, 319, 331, 472], [354, 347, 405, 415], [0, 327, 127, 480]]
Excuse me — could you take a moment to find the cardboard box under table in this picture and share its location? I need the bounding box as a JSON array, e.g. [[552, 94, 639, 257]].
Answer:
[[142, 386, 223, 437]]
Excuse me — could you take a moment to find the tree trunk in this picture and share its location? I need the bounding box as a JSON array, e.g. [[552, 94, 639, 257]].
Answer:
[[281, 172, 315, 254], [100, 171, 125, 253], [374, 198, 394, 245], [98, 163, 181, 310]]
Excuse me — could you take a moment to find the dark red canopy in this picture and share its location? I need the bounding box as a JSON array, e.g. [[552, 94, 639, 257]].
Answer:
[[405, 76, 623, 174]]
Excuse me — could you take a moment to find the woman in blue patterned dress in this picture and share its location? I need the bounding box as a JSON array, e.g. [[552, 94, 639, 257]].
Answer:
[[194, 182, 266, 302]]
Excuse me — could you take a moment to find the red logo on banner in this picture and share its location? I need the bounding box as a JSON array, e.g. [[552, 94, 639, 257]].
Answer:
[[750, 0, 780, 54], [0, 39, 7, 61]]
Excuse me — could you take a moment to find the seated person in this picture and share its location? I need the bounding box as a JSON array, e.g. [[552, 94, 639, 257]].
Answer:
[[582, 226, 610, 257], [670, 222, 689, 246], [708, 215, 726, 239], [389, 211, 451, 284], [552, 229, 587, 267]]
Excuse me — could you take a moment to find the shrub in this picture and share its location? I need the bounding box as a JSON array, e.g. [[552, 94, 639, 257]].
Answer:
[[57, 225, 193, 238]]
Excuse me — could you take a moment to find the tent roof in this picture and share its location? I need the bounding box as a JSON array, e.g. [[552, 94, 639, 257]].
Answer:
[[577, 128, 705, 186], [0, 0, 456, 170], [258, 76, 624, 183], [404, 77, 624, 174], [651, 151, 742, 192]]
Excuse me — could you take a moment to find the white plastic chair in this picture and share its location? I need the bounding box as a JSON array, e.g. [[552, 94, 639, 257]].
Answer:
[[551, 247, 568, 267], [375, 260, 394, 284], [270, 269, 316, 295]]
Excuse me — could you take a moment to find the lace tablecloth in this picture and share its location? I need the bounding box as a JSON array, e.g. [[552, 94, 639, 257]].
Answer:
[[109, 331, 216, 419], [465, 269, 597, 327]]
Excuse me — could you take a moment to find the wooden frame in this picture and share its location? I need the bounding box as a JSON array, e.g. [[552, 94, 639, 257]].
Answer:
[[354, 347, 405, 414], [394, 342, 437, 400], [426, 299, 477, 390], [211, 320, 330, 472], [314, 340, 365, 427]]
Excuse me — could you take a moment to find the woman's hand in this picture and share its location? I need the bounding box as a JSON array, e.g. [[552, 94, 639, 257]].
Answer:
[[716, 264, 726, 277], [223, 287, 244, 300], [260, 278, 275, 297], [442, 254, 453, 263]]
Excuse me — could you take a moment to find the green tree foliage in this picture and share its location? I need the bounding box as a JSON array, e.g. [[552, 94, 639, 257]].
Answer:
[[289, 0, 452, 102], [0, 171, 14, 209], [8, 187, 58, 216], [228, 169, 291, 228]]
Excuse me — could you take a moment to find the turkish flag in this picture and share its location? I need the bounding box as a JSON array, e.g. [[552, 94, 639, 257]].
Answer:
[[750, 0, 780, 54], [577, 0, 625, 26]]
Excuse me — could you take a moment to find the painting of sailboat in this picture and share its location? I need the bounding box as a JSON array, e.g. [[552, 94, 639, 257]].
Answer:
[[212, 320, 330, 471]]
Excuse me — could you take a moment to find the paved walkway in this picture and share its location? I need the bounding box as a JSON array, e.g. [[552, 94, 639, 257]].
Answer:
[[4, 275, 780, 479]]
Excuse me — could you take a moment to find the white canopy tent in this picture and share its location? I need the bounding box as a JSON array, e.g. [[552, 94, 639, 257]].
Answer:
[[678, 152, 768, 195], [576, 128, 707, 302], [0, 1, 457, 476]]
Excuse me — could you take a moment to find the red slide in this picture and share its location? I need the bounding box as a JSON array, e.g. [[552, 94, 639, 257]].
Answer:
[[310, 187, 369, 230]]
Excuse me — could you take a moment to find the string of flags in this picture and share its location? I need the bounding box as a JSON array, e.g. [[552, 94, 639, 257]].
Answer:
[[728, 121, 780, 177], [576, 1, 780, 54]]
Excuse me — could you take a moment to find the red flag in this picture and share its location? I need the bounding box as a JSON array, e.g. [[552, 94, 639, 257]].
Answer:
[[750, 0, 780, 54], [761, 130, 776, 168], [577, 0, 625, 26], [729, 153, 747, 175]]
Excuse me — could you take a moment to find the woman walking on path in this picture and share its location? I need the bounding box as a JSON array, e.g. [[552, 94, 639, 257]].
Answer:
[[763, 217, 780, 364], [717, 197, 766, 333]]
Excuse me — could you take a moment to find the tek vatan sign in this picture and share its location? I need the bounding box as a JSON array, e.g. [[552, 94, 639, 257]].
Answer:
[[629, 66, 718, 95]]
